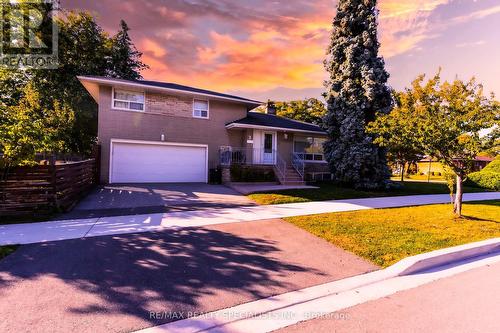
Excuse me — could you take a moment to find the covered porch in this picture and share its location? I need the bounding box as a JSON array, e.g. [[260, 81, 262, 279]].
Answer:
[[220, 111, 330, 184]]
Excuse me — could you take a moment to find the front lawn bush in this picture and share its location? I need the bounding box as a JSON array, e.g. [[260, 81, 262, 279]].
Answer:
[[465, 157, 500, 190], [466, 171, 500, 190], [230, 165, 276, 182], [483, 157, 500, 173]]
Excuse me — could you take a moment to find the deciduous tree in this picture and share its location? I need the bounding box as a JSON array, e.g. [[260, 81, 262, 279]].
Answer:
[[0, 84, 75, 166], [367, 91, 423, 182], [385, 72, 498, 216], [259, 98, 326, 125], [0, 11, 147, 163]]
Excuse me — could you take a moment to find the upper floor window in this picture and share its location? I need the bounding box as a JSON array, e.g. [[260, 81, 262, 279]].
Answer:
[[193, 99, 209, 119], [112, 88, 145, 112]]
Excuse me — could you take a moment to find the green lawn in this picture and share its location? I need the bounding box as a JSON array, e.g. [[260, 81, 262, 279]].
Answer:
[[249, 181, 487, 205], [285, 200, 500, 268], [0, 245, 18, 261], [390, 175, 445, 182]]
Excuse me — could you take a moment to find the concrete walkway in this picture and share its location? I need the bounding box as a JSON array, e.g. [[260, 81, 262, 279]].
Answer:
[[1, 192, 499, 246]]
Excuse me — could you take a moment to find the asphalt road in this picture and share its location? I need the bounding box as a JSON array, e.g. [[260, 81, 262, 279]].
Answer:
[[280, 260, 500, 333]]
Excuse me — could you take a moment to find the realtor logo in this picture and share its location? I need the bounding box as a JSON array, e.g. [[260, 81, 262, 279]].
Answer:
[[0, 0, 58, 69]]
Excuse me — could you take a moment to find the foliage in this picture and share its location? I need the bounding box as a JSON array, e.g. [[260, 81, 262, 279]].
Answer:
[[466, 157, 500, 190], [481, 126, 500, 156], [394, 71, 499, 216], [0, 245, 18, 261], [367, 90, 423, 181], [109, 20, 149, 80], [410, 73, 497, 175], [285, 201, 500, 267], [230, 165, 276, 182], [481, 156, 500, 172], [248, 180, 485, 205], [467, 172, 500, 191], [0, 11, 147, 165], [257, 98, 327, 125], [323, 0, 393, 189], [442, 165, 457, 203], [0, 84, 75, 166]]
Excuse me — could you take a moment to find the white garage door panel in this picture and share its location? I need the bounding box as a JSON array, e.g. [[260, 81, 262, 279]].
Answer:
[[111, 142, 207, 183]]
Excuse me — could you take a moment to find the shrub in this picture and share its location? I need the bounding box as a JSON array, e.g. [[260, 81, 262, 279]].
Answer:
[[230, 165, 276, 182], [481, 157, 500, 173], [466, 171, 500, 190], [465, 157, 500, 190]]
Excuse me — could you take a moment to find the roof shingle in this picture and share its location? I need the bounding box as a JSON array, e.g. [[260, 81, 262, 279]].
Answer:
[[226, 112, 326, 134], [79, 75, 262, 106]]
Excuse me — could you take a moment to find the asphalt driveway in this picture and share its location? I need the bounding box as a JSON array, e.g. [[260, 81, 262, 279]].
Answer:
[[58, 183, 256, 219], [0, 219, 376, 333]]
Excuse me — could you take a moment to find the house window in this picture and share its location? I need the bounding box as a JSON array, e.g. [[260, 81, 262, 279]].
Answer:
[[193, 99, 209, 119], [294, 136, 326, 161], [112, 88, 145, 111]]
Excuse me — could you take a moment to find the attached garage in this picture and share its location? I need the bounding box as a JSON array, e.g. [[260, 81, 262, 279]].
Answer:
[[110, 140, 208, 183]]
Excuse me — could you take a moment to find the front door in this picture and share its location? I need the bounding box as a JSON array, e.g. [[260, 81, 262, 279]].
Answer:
[[262, 132, 275, 164]]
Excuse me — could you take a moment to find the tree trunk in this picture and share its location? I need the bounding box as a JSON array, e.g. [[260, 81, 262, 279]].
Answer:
[[453, 174, 464, 217], [400, 163, 405, 182]]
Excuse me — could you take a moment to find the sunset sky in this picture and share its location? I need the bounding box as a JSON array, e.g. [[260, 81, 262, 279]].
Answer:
[[62, 0, 500, 101]]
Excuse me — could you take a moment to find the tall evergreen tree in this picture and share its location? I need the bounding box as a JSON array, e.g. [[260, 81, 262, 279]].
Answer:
[[110, 20, 149, 80], [323, 0, 393, 189]]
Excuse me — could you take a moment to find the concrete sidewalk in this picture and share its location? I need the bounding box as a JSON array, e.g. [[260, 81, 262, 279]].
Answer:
[[1, 192, 499, 246]]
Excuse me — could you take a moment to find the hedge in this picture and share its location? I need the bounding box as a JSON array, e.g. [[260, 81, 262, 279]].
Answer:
[[465, 157, 500, 190], [481, 157, 500, 173], [466, 171, 500, 190]]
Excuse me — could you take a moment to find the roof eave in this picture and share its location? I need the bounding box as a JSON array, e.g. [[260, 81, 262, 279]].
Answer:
[[226, 123, 327, 135], [77, 76, 262, 108]]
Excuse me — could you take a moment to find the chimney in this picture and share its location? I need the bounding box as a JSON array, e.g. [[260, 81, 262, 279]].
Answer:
[[266, 101, 277, 115]]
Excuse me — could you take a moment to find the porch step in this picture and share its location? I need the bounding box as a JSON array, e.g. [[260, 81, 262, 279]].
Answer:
[[274, 165, 305, 185], [281, 182, 307, 186]]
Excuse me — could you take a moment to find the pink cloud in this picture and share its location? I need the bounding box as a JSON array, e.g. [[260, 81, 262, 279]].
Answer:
[[60, 0, 500, 99]]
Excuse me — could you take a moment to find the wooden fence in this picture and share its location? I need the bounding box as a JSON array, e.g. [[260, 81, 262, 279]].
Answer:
[[0, 159, 97, 217]]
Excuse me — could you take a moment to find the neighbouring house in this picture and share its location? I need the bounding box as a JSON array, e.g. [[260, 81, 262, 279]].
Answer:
[[417, 156, 494, 176], [78, 76, 329, 185]]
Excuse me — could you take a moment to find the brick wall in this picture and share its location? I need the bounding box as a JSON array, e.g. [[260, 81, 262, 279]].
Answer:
[[97, 86, 248, 183], [145, 92, 193, 117]]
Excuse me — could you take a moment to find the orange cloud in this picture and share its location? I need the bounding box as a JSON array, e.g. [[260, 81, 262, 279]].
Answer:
[[141, 38, 168, 58], [135, 0, 499, 96]]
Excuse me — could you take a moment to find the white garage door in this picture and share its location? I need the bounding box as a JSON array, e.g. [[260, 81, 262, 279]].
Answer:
[[110, 141, 208, 183]]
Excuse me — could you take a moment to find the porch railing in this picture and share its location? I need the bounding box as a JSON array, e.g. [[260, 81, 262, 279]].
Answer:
[[292, 152, 305, 179], [275, 153, 287, 183], [219, 147, 277, 166]]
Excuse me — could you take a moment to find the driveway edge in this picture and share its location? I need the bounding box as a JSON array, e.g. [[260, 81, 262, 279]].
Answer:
[[135, 238, 500, 333]]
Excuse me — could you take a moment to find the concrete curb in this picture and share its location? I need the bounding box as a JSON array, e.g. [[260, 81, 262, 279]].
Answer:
[[394, 237, 500, 276], [136, 238, 500, 333]]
